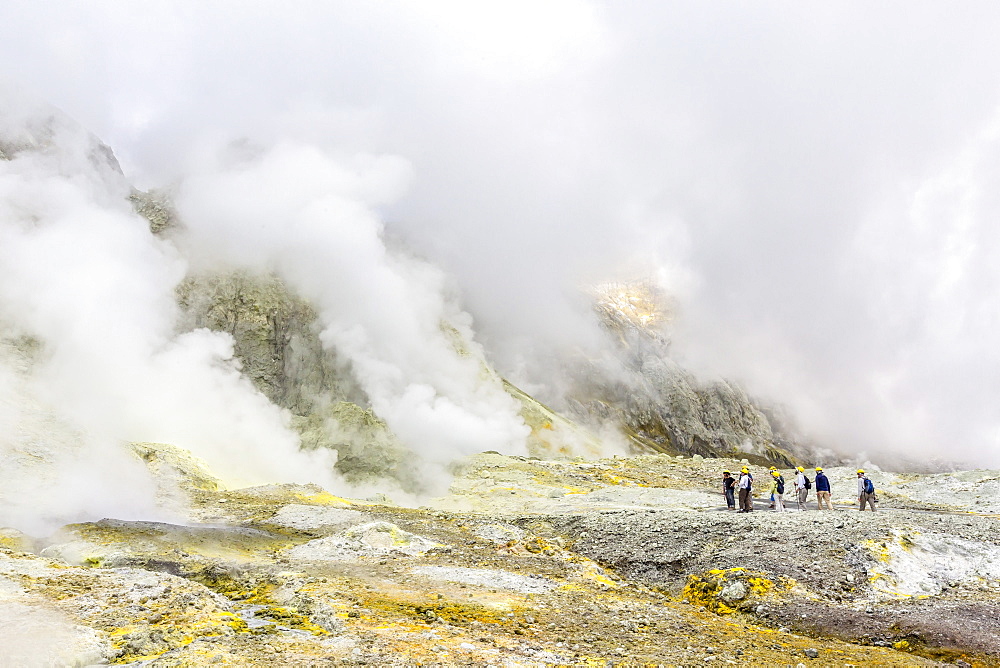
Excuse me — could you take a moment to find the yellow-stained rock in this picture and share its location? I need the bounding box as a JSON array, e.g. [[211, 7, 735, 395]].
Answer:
[[681, 567, 789, 614]]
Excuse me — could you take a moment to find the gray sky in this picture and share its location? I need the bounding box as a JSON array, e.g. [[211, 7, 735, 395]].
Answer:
[[5, 1, 1000, 466]]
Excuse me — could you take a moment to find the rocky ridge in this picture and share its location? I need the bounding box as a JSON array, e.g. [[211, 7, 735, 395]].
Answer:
[[560, 282, 823, 466]]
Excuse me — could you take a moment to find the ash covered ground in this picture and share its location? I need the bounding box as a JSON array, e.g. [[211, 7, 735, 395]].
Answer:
[[1, 446, 997, 666]]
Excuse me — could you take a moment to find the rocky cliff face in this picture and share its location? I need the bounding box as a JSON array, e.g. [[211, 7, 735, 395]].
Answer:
[[171, 265, 421, 488], [175, 270, 362, 414], [152, 215, 812, 477], [567, 282, 812, 466], [0, 99, 124, 183], [126, 187, 603, 488]]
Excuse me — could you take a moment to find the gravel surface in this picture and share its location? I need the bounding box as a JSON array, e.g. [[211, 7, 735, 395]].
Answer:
[[4, 445, 997, 665], [266, 505, 368, 531], [545, 506, 1000, 662], [411, 565, 557, 594]]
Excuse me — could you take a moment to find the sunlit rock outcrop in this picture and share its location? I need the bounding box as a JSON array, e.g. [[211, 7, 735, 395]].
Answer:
[[569, 281, 805, 465]]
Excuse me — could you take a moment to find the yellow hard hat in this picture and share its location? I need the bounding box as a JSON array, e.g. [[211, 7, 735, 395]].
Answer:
[[857, 469, 865, 474], [815, 467, 823, 471], [741, 467, 749, 473], [768, 466, 777, 470], [796, 466, 804, 472]]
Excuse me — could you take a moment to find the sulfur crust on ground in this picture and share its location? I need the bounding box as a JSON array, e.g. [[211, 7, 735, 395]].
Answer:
[[0, 445, 997, 666]]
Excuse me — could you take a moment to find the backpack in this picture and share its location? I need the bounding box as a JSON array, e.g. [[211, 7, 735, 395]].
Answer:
[[776, 476, 785, 495], [804, 476, 812, 490], [863, 477, 874, 495]]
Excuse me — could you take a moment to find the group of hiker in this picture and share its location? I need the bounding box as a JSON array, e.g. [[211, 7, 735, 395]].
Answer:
[[721, 466, 877, 512]]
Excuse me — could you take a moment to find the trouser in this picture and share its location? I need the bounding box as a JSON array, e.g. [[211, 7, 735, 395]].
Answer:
[[739, 489, 752, 512], [816, 491, 833, 510], [859, 492, 877, 511], [725, 488, 735, 508], [773, 493, 784, 511], [797, 488, 808, 510]]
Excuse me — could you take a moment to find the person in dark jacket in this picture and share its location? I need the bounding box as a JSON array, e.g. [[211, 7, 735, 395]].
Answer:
[[722, 471, 736, 510], [857, 469, 877, 511], [814, 467, 833, 510]]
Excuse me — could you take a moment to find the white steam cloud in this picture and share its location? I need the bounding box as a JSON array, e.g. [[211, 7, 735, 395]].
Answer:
[[4, 1, 1000, 470], [174, 141, 530, 469], [0, 95, 335, 533]]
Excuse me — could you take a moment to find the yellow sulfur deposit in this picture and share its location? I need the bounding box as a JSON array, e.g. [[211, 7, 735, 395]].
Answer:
[[681, 567, 787, 614]]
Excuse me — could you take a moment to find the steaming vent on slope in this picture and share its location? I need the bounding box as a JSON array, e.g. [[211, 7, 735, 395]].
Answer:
[[1, 95, 613, 536], [0, 99, 517, 532]]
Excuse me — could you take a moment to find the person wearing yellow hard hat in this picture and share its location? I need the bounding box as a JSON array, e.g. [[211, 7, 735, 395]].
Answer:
[[767, 466, 778, 508], [814, 467, 833, 510], [737, 467, 754, 513], [769, 470, 786, 511], [857, 469, 877, 511], [793, 466, 811, 510]]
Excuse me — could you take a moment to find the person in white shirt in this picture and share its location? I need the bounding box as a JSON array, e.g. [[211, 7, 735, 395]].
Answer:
[[737, 467, 754, 513], [794, 466, 809, 510]]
